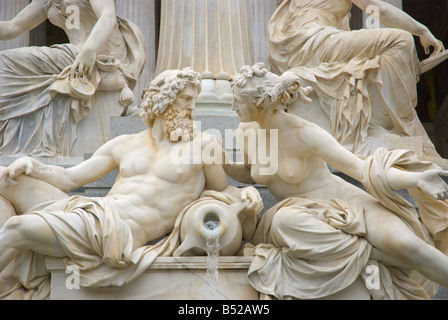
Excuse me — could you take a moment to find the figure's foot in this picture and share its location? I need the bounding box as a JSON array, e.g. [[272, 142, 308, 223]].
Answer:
[[119, 86, 135, 107]]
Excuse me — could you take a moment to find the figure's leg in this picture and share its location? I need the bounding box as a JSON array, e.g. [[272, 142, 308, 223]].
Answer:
[[0, 173, 68, 215], [362, 199, 448, 287], [315, 28, 417, 65], [0, 195, 15, 228], [0, 173, 68, 273], [316, 29, 439, 156], [0, 213, 66, 272]]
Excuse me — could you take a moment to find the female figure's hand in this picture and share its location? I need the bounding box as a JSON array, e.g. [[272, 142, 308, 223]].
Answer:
[[69, 0, 118, 79], [70, 48, 97, 79], [419, 28, 445, 56], [386, 167, 448, 200], [416, 169, 448, 200]]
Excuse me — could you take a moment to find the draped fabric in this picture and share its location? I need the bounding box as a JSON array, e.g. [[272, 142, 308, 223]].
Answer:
[[268, 0, 439, 158], [249, 197, 373, 299], [363, 148, 448, 253], [0, 44, 79, 156], [0, 191, 244, 299], [0, 0, 145, 156], [247, 148, 445, 300]]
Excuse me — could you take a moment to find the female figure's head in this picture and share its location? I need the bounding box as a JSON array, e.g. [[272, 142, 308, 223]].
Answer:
[[231, 63, 312, 122]]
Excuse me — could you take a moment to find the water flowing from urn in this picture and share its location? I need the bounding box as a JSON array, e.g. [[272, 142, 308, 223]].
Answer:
[[203, 219, 220, 295]]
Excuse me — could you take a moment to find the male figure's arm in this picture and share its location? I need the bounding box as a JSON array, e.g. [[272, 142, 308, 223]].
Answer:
[[3, 135, 130, 193], [202, 134, 263, 240], [223, 123, 256, 185]]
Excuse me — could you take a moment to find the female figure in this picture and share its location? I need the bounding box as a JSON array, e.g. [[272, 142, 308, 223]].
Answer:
[[0, 0, 145, 156], [228, 63, 448, 300], [268, 0, 444, 158]]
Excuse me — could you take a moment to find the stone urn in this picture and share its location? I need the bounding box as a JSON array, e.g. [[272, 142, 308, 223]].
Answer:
[[173, 199, 249, 257]]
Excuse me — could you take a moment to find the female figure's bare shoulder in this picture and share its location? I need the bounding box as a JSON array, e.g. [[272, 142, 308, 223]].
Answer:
[[283, 111, 318, 132]]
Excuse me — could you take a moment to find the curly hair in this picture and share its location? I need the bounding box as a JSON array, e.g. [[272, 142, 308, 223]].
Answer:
[[139, 68, 202, 127], [232, 63, 312, 113]]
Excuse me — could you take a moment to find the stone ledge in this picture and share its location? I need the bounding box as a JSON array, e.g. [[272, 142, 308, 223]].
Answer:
[[45, 256, 373, 300], [46, 256, 259, 300], [46, 256, 254, 271]]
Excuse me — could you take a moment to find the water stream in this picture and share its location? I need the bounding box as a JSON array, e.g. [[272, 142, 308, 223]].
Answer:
[[203, 220, 220, 295]]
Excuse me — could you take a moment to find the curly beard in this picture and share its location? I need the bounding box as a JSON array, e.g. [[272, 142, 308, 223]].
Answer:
[[164, 105, 194, 142]]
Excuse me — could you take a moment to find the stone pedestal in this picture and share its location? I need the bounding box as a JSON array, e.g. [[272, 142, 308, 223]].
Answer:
[[46, 256, 374, 300], [46, 256, 259, 300]]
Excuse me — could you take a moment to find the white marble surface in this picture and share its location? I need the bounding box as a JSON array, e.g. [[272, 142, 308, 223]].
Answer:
[[46, 256, 259, 300]]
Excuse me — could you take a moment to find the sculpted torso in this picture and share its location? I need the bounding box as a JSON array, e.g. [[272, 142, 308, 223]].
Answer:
[[107, 130, 207, 246], [243, 115, 361, 202], [47, 0, 127, 59]]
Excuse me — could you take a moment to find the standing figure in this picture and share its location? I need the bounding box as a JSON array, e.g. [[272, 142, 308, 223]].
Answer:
[[0, 0, 146, 157], [268, 0, 445, 159]]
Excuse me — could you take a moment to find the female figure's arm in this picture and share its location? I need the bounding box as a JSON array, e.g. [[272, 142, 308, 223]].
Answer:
[[223, 123, 257, 185], [70, 0, 118, 78], [299, 120, 448, 200], [0, 0, 48, 41], [352, 0, 444, 55]]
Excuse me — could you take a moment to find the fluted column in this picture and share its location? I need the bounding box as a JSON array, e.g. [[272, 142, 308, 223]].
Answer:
[[250, 0, 276, 69], [156, 0, 254, 80], [0, 0, 30, 51], [115, 0, 158, 105], [156, 0, 255, 102]]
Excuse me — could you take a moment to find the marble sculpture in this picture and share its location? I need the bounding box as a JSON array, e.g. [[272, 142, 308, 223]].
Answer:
[[0, 0, 146, 157], [0, 67, 262, 299], [1, 0, 448, 301], [268, 0, 445, 160], [227, 62, 448, 300]]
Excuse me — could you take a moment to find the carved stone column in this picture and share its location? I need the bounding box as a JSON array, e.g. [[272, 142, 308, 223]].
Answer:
[[115, 0, 158, 106], [250, 0, 276, 69], [0, 0, 30, 51], [155, 0, 255, 102]]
